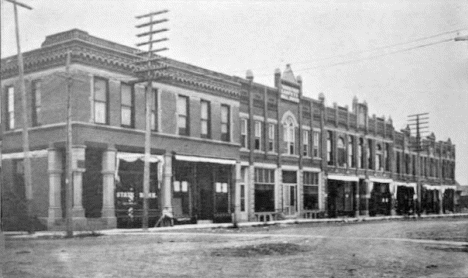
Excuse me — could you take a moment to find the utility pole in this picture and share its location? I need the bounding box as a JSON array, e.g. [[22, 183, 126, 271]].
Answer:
[[408, 112, 429, 217], [134, 9, 169, 230], [65, 51, 74, 238], [5, 0, 34, 233]]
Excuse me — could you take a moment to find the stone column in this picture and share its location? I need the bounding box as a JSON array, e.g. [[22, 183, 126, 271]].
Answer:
[[248, 165, 255, 221], [321, 175, 327, 214], [354, 181, 360, 218], [297, 169, 303, 218], [438, 188, 444, 214], [72, 145, 86, 220], [233, 162, 242, 224], [101, 147, 117, 228], [363, 180, 371, 217], [390, 183, 397, 216], [47, 147, 63, 229], [163, 154, 173, 213]]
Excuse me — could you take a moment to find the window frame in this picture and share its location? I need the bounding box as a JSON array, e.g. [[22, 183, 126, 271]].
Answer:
[[120, 83, 134, 128], [31, 80, 42, 127], [268, 123, 275, 153], [6, 85, 15, 130], [93, 77, 109, 125], [241, 118, 248, 149], [254, 120, 262, 151], [348, 135, 355, 168], [303, 130, 310, 157], [177, 95, 189, 136], [284, 117, 295, 155], [200, 99, 211, 139], [313, 131, 320, 158], [221, 104, 230, 142]]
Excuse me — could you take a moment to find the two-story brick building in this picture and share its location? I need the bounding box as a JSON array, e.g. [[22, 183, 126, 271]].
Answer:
[[0, 29, 457, 231]]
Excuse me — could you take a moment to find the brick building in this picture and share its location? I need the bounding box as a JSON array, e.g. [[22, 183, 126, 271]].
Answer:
[[0, 30, 457, 230]]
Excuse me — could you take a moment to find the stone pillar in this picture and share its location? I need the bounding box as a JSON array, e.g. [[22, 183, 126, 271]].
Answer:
[[438, 188, 444, 214], [363, 180, 371, 217], [297, 169, 303, 218], [248, 165, 255, 221], [233, 162, 242, 224], [163, 154, 173, 212], [321, 175, 327, 214], [354, 181, 360, 218], [390, 183, 397, 216], [72, 146, 86, 220], [101, 148, 117, 228], [47, 147, 63, 229]]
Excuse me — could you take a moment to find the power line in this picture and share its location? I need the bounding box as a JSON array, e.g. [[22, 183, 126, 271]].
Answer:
[[234, 27, 467, 75], [252, 37, 453, 77]]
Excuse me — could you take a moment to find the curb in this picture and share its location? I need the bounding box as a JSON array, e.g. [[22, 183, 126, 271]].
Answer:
[[4, 213, 468, 239]]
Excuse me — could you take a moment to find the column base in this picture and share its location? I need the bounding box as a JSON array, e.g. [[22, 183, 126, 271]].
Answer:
[[72, 207, 85, 218], [47, 207, 63, 229], [391, 209, 396, 216], [354, 211, 360, 218], [362, 210, 369, 217]]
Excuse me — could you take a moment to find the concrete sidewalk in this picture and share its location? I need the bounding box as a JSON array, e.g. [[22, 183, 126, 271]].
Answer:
[[4, 212, 468, 239]]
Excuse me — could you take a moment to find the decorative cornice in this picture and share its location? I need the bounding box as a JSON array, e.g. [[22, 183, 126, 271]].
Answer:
[[1, 29, 240, 99]]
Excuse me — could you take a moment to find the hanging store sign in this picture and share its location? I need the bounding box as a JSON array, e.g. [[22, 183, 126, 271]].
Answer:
[[281, 84, 300, 103]]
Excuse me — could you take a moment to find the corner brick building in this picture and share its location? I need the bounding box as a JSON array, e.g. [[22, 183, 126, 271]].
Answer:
[[0, 30, 457, 230]]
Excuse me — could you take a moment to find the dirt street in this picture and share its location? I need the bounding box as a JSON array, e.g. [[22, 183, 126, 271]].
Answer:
[[3, 218, 468, 277]]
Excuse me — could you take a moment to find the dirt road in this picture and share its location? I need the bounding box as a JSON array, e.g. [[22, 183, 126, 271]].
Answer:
[[3, 218, 468, 277]]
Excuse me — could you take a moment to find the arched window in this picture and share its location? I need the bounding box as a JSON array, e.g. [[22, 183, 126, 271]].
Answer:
[[348, 135, 355, 168], [376, 144, 382, 170], [283, 116, 295, 155], [338, 137, 346, 167]]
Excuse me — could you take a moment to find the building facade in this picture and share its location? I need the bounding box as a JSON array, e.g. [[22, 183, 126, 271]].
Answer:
[[0, 30, 457, 230]]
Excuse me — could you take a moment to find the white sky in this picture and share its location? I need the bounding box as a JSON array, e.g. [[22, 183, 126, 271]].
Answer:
[[1, 0, 467, 184]]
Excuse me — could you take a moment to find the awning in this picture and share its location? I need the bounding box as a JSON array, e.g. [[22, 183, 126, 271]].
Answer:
[[175, 154, 236, 165], [117, 152, 163, 163], [423, 184, 441, 191], [369, 177, 393, 183], [327, 174, 359, 182]]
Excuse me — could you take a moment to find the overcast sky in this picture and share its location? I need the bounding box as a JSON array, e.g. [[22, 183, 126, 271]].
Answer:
[[1, 0, 467, 184]]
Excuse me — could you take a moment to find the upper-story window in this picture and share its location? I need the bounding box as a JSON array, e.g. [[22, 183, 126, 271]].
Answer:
[[200, 100, 211, 139], [268, 123, 275, 152], [151, 88, 158, 131], [284, 116, 295, 155], [177, 95, 189, 136], [385, 143, 391, 171], [6, 86, 15, 130], [376, 144, 382, 170], [327, 131, 333, 165], [412, 154, 416, 176], [254, 121, 262, 150], [313, 131, 320, 158], [396, 152, 401, 174], [348, 135, 355, 167], [405, 154, 411, 175], [337, 137, 346, 167], [367, 139, 373, 169], [121, 83, 134, 128], [94, 77, 108, 124], [221, 104, 230, 142], [358, 138, 364, 168], [241, 118, 248, 148], [303, 130, 310, 157], [32, 80, 42, 126]]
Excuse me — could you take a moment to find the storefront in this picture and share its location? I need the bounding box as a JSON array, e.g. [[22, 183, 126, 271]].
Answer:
[[114, 152, 163, 228], [368, 178, 393, 216], [172, 155, 236, 224], [327, 175, 359, 218], [394, 182, 416, 215]]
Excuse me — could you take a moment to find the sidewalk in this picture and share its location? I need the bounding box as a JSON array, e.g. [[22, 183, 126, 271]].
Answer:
[[4, 212, 468, 239]]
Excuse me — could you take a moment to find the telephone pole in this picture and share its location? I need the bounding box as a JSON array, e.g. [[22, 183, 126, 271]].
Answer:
[[65, 51, 74, 237], [408, 112, 429, 217], [5, 0, 34, 233], [134, 9, 169, 230]]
